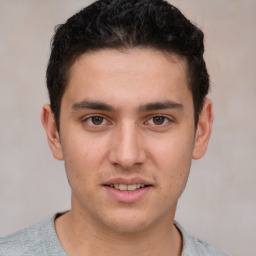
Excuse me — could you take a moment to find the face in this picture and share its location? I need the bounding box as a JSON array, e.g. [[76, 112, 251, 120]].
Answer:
[[42, 48, 212, 233]]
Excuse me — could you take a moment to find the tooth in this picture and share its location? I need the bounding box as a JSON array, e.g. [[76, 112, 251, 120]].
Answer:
[[119, 184, 127, 191], [128, 184, 137, 191], [112, 184, 146, 191]]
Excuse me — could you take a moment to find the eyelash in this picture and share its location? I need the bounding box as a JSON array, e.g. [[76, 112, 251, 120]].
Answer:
[[82, 115, 109, 128], [146, 116, 171, 127], [82, 115, 173, 130]]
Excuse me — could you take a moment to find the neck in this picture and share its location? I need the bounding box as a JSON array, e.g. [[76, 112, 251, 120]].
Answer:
[[55, 209, 182, 256]]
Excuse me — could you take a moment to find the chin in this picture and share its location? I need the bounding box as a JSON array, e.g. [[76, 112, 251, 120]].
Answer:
[[101, 211, 154, 233]]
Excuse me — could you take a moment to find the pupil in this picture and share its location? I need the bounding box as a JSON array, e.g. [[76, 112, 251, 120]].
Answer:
[[92, 116, 103, 125], [153, 116, 164, 125]]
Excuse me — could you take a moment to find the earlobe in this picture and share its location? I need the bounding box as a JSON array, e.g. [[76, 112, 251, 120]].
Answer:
[[41, 104, 64, 160], [192, 98, 213, 160]]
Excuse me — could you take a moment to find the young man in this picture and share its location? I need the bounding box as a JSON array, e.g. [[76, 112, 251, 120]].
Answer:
[[0, 0, 228, 255]]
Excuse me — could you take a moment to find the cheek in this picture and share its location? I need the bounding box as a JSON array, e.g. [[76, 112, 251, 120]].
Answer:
[[151, 133, 194, 166], [150, 134, 194, 191], [61, 135, 109, 186], [62, 131, 108, 163]]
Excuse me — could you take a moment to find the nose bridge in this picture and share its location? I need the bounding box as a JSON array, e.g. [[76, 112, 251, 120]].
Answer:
[[109, 120, 145, 169]]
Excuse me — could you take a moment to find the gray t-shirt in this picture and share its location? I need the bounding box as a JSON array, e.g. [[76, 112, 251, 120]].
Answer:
[[0, 215, 228, 256]]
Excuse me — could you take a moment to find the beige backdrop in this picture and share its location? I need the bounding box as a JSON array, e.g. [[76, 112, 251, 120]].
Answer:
[[0, 1, 255, 255]]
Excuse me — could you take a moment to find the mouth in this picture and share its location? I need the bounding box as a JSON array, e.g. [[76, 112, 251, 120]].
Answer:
[[102, 178, 153, 203], [104, 183, 152, 191]]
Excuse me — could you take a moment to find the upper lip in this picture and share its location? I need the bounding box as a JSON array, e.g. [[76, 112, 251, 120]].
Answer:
[[103, 177, 153, 186]]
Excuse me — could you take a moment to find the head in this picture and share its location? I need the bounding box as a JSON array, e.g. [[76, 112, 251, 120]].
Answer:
[[42, 0, 213, 234], [46, 0, 209, 132]]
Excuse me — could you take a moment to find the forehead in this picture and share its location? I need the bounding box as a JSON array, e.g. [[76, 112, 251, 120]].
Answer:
[[70, 48, 188, 82], [63, 48, 192, 109]]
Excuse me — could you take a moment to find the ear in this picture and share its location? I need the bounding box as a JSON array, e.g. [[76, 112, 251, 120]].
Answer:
[[192, 98, 213, 160], [41, 104, 63, 160]]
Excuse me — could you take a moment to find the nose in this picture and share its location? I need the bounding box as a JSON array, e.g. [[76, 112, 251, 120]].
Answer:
[[108, 122, 147, 169]]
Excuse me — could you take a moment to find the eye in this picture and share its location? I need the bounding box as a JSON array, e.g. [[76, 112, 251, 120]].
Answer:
[[85, 116, 107, 126], [147, 116, 170, 126]]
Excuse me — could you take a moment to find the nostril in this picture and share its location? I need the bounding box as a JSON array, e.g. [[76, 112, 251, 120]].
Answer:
[[108, 137, 147, 169]]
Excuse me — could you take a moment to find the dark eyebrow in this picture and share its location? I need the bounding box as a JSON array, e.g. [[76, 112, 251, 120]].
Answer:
[[138, 100, 183, 112], [72, 99, 182, 112], [72, 100, 113, 111]]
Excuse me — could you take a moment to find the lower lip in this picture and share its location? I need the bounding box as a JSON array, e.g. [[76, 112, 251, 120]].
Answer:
[[104, 186, 152, 203]]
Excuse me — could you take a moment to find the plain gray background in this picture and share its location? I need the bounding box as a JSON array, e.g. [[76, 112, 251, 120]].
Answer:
[[0, 1, 255, 255]]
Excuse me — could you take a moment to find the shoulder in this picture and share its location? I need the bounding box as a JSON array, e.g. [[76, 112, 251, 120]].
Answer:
[[0, 216, 66, 256], [175, 222, 229, 256]]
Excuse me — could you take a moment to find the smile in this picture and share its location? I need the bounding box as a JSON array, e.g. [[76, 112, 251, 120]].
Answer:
[[103, 182, 152, 202], [108, 184, 147, 191]]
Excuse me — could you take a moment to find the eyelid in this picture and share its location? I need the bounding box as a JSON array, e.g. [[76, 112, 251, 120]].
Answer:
[[88, 116, 106, 125], [82, 114, 111, 128], [145, 115, 173, 126], [81, 114, 173, 129]]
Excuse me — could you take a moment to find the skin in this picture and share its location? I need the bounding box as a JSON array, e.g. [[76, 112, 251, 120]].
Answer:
[[42, 48, 213, 256]]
